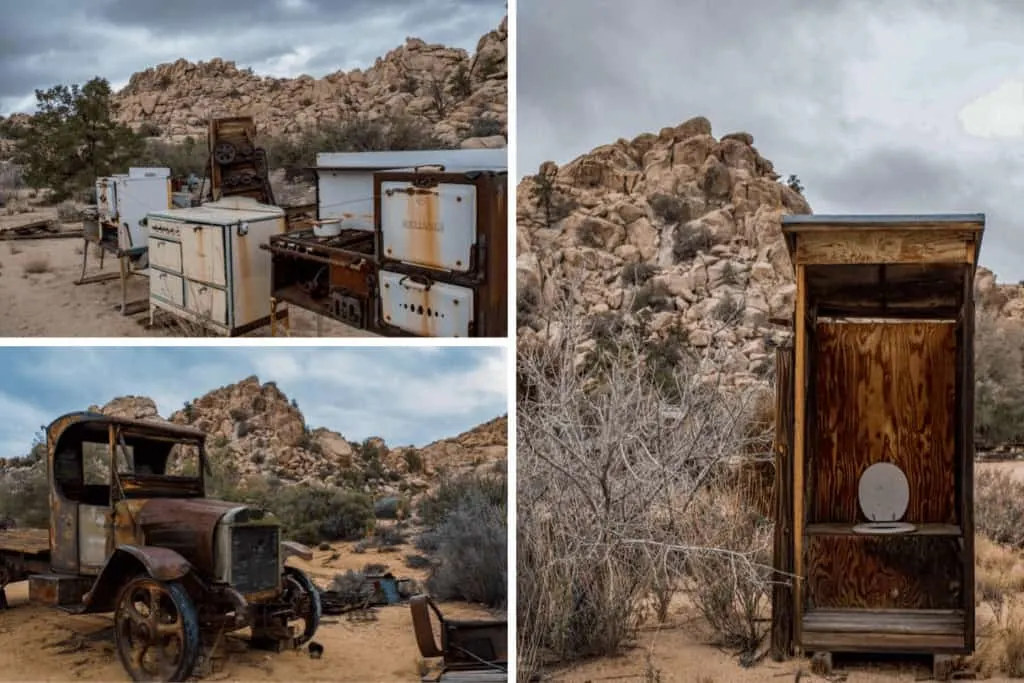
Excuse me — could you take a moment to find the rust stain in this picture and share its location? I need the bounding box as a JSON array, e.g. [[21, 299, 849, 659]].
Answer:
[[402, 185, 441, 269], [236, 221, 254, 324]]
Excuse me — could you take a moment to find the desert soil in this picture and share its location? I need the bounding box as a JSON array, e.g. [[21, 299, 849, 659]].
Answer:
[[0, 538, 498, 682], [549, 460, 1024, 683], [0, 205, 373, 338]]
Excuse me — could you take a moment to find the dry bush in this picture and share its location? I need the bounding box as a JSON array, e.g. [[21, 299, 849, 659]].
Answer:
[[975, 313, 1024, 449], [976, 469, 1024, 548], [517, 290, 772, 679]]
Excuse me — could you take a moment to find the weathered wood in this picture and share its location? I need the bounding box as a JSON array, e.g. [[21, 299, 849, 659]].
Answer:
[[0, 528, 50, 555], [804, 523, 960, 536], [794, 229, 976, 266], [805, 536, 963, 610], [771, 345, 795, 661], [793, 265, 807, 650], [960, 264, 976, 650], [810, 321, 957, 525]]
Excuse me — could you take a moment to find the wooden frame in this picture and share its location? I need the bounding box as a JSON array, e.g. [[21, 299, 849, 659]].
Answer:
[[772, 214, 984, 664]]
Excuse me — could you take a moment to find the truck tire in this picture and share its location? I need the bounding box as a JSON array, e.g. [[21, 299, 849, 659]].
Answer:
[[283, 565, 321, 647]]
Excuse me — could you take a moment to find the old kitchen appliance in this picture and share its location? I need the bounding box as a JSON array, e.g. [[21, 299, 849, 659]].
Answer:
[[374, 163, 508, 338], [79, 167, 172, 315], [262, 149, 507, 337], [147, 196, 287, 336]]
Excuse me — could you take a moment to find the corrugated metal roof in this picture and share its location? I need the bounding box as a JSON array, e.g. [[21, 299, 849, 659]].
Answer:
[[782, 213, 985, 225], [315, 148, 507, 171], [148, 196, 284, 224]]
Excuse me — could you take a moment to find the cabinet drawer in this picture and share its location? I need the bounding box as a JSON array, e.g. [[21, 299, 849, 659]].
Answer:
[[151, 270, 184, 306], [185, 279, 228, 325], [149, 237, 182, 272]]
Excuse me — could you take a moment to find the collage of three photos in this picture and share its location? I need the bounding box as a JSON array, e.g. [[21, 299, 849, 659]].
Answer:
[[3, 1, 1024, 682]]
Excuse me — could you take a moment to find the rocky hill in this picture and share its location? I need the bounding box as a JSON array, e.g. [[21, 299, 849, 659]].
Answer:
[[516, 116, 1024, 386], [112, 17, 507, 148], [0, 376, 506, 499]]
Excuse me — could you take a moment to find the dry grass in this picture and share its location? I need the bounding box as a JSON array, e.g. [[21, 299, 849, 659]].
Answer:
[[55, 200, 79, 222], [22, 257, 50, 275]]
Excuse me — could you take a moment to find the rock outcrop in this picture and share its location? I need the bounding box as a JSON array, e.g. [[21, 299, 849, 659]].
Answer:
[[112, 17, 507, 148], [60, 375, 509, 494], [516, 116, 1024, 386]]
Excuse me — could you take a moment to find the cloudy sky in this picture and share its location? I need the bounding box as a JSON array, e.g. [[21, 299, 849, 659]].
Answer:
[[0, 346, 507, 458], [519, 0, 1024, 281], [0, 0, 505, 115]]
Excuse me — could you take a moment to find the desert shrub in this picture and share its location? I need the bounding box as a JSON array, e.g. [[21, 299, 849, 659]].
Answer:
[[469, 117, 504, 138], [403, 449, 424, 473], [0, 443, 49, 527], [631, 279, 673, 314], [260, 117, 450, 183], [246, 485, 374, 545], [975, 314, 1024, 449], [137, 122, 162, 137], [673, 223, 710, 262], [447, 63, 472, 98], [373, 525, 406, 547], [650, 193, 685, 223], [139, 137, 209, 177], [426, 488, 507, 608], [417, 473, 506, 528], [712, 294, 742, 322], [415, 530, 441, 553], [529, 169, 575, 227], [517, 292, 768, 679], [621, 262, 657, 286], [228, 407, 249, 422], [976, 469, 1024, 548], [376, 496, 411, 520], [405, 553, 432, 569]]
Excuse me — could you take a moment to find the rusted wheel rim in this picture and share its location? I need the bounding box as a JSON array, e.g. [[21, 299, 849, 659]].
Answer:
[[114, 579, 190, 681], [282, 568, 321, 647], [213, 141, 236, 165]]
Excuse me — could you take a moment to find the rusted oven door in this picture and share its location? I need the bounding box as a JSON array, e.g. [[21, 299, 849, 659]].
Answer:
[[378, 177, 477, 273], [379, 270, 473, 337]]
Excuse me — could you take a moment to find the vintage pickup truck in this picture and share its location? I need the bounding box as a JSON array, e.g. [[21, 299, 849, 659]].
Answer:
[[0, 411, 321, 682]]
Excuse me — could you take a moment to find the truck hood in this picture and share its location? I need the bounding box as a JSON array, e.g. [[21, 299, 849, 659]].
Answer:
[[136, 498, 250, 575]]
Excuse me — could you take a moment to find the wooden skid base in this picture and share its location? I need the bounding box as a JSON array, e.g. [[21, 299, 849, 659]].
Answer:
[[807, 651, 961, 681], [802, 608, 968, 653]]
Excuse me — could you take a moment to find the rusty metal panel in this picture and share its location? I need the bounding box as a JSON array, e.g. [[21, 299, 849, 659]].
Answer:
[[180, 224, 227, 286], [78, 505, 108, 573], [138, 498, 239, 575], [379, 180, 476, 272], [28, 573, 92, 607], [50, 494, 78, 574], [379, 270, 473, 337], [95, 177, 119, 222]]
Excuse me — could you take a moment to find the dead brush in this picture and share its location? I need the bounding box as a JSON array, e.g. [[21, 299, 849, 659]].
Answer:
[[56, 200, 80, 222], [976, 469, 1024, 548]]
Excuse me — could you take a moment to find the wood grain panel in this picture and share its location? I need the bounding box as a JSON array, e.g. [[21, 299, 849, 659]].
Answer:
[[805, 536, 963, 610], [810, 321, 957, 524], [795, 229, 972, 265]]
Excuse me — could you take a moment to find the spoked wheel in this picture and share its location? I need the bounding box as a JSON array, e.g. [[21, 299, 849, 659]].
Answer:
[[213, 141, 237, 166], [113, 576, 200, 682], [282, 566, 321, 647]]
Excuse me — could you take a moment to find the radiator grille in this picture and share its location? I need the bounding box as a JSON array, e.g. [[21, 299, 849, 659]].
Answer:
[[230, 526, 279, 594]]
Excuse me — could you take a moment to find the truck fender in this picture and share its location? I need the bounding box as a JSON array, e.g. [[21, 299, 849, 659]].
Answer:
[[81, 545, 192, 613], [281, 540, 314, 563]]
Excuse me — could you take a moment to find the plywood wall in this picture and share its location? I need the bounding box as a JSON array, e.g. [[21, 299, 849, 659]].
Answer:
[[809, 321, 958, 525]]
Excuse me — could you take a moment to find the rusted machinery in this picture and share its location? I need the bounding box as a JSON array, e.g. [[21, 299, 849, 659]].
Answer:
[[409, 594, 507, 682], [262, 149, 508, 338], [0, 412, 321, 682], [206, 116, 275, 206]]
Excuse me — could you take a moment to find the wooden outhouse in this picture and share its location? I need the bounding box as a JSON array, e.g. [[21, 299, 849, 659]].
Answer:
[[770, 214, 984, 670]]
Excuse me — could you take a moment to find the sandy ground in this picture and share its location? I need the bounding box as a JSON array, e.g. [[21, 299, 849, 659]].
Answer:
[[546, 460, 1024, 683], [0, 538, 500, 682], [0, 205, 375, 338]]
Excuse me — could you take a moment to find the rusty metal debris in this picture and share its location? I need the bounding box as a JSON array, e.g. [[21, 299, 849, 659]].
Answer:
[[206, 117, 275, 207], [409, 594, 507, 682], [0, 411, 322, 682]]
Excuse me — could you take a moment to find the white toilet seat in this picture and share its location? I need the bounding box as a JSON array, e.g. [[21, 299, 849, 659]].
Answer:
[[853, 462, 914, 535]]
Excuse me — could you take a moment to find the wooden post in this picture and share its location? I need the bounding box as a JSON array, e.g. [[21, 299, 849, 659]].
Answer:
[[771, 345, 795, 660]]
